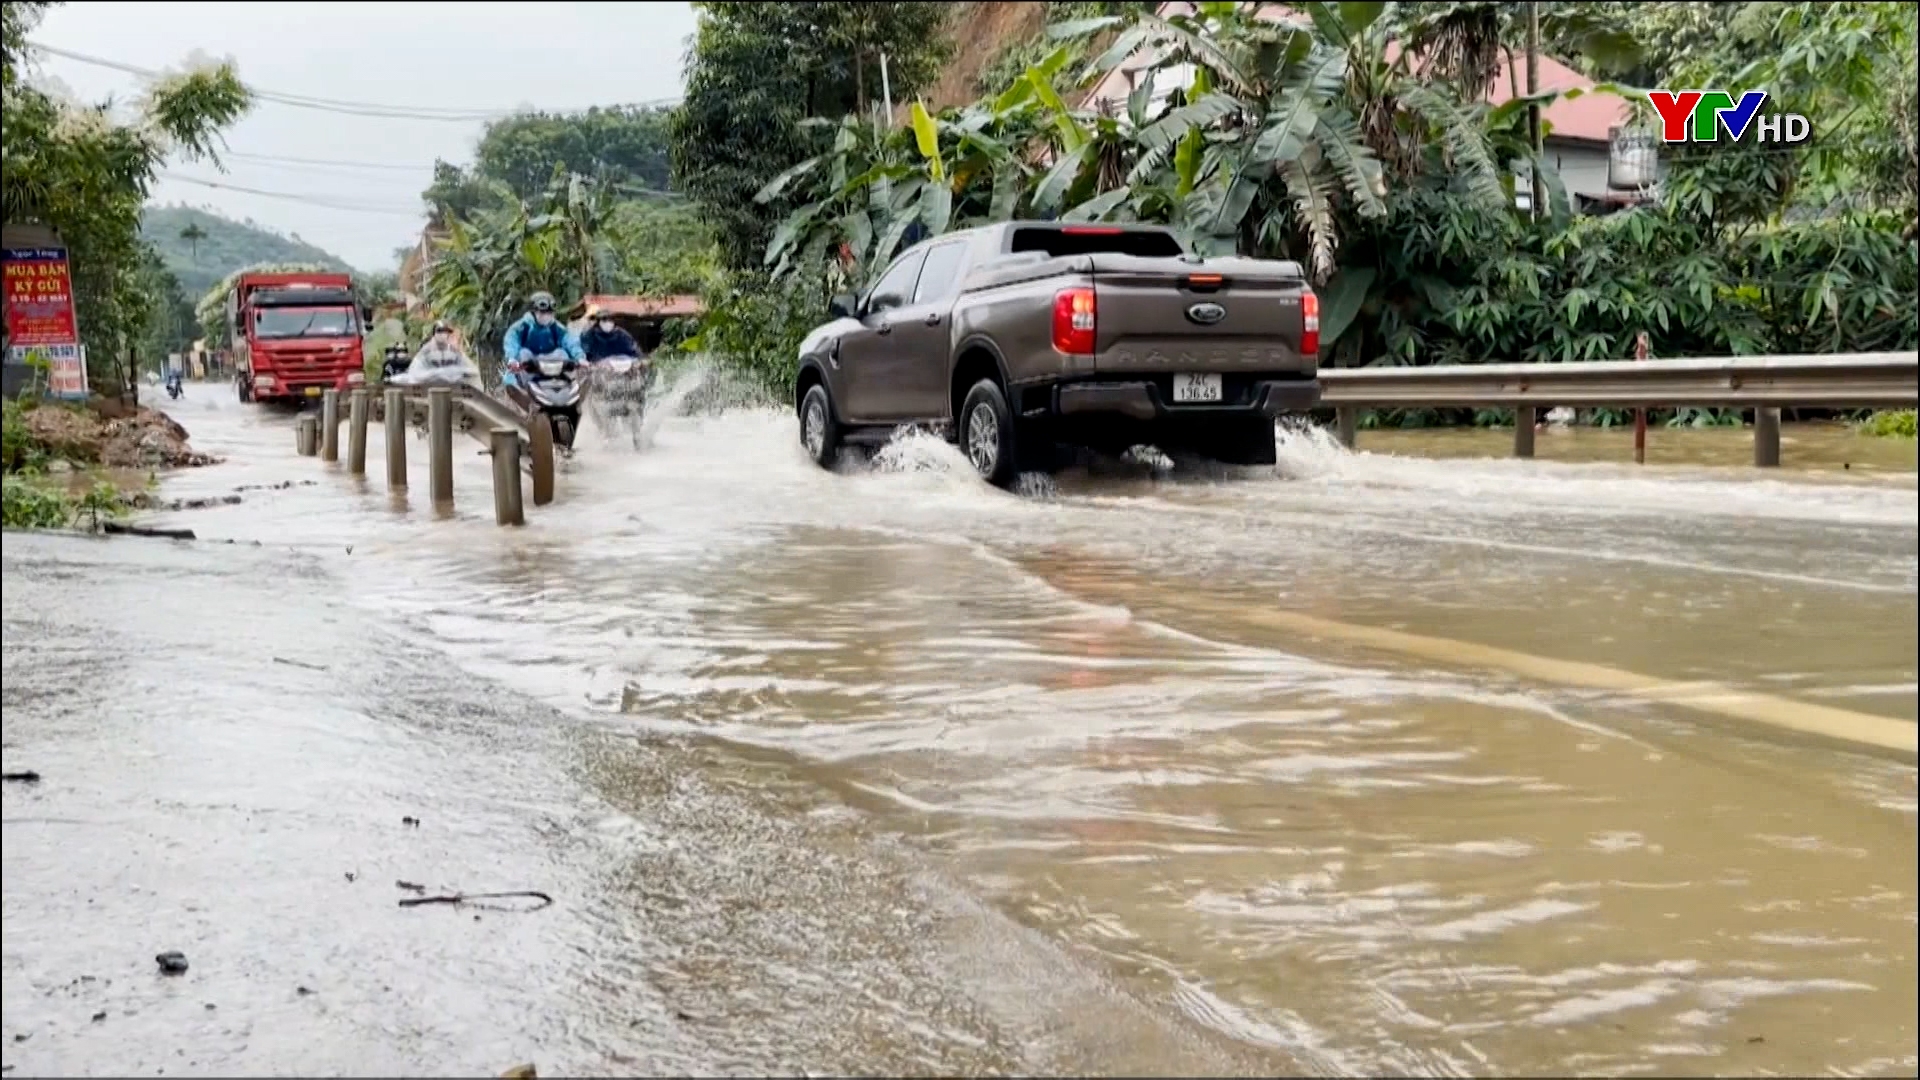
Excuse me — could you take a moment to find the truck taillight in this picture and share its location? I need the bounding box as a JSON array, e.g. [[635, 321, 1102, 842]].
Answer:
[[1300, 288, 1320, 358], [1052, 287, 1097, 355]]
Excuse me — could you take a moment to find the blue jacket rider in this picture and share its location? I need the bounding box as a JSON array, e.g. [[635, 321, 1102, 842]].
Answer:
[[500, 291, 583, 388]]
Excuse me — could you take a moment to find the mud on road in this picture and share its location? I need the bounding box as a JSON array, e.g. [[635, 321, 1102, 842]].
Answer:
[[0, 532, 1272, 1078]]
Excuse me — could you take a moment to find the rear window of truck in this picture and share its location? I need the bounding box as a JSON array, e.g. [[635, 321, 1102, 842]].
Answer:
[[1008, 226, 1185, 259]]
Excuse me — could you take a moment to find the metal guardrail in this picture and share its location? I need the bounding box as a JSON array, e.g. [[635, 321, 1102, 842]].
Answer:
[[293, 386, 555, 526], [1316, 352, 1919, 467]]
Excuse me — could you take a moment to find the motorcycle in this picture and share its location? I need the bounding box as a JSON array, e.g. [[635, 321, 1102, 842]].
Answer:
[[583, 355, 654, 450], [164, 370, 184, 400], [506, 354, 585, 452]]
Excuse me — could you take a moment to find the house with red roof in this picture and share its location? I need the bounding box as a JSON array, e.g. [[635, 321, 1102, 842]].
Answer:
[[1081, 2, 1657, 213]]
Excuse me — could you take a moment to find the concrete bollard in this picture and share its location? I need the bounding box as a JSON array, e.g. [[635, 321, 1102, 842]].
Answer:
[[347, 388, 369, 475], [1334, 405, 1358, 450], [320, 389, 340, 462], [1513, 406, 1536, 459], [384, 388, 407, 490], [1754, 407, 1782, 468], [489, 427, 525, 526], [295, 414, 319, 457], [427, 387, 454, 504]]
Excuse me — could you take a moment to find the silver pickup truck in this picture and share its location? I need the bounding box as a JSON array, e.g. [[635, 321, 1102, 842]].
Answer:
[[794, 221, 1322, 487]]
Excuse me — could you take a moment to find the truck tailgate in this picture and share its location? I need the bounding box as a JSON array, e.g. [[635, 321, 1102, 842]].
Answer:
[[1087, 255, 1312, 374]]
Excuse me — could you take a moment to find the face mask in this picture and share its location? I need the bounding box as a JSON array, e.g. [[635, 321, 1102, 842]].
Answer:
[[433, 332, 450, 345], [597, 320, 613, 332], [534, 312, 554, 326]]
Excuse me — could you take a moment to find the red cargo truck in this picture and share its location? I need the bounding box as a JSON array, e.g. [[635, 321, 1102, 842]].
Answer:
[[226, 271, 368, 404]]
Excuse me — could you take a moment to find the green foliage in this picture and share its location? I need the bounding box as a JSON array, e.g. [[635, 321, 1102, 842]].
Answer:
[[3, 1, 251, 390], [1, 474, 69, 529], [424, 173, 622, 379], [682, 269, 834, 392], [670, 1, 956, 272], [141, 205, 355, 302], [424, 106, 679, 226], [695, 0, 1917, 421], [1, 473, 129, 531], [1864, 409, 1918, 439], [2, 399, 36, 472], [476, 106, 676, 199]]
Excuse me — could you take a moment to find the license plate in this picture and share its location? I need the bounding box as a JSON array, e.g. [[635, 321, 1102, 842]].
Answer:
[[304, 386, 322, 398], [1172, 373, 1222, 403]]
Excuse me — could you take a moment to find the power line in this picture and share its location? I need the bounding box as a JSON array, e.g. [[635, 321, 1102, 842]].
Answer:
[[224, 150, 432, 173], [155, 171, 426, 217], [27, 40, 683, 122]]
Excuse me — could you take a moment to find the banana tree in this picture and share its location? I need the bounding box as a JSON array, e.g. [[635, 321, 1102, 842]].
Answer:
[[424, 174, 622, 379], [757, 97, 1044, 285]]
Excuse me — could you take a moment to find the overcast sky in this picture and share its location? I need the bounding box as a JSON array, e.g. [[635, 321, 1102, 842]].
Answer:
[[28, 1, 698, 271]]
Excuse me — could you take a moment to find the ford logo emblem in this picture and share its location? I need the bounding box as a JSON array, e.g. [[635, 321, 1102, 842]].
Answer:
[[1186, 302, 1227, 325]]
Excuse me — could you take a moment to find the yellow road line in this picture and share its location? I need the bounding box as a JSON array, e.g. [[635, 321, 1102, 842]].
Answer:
[[1031, 561, 1918, 757]]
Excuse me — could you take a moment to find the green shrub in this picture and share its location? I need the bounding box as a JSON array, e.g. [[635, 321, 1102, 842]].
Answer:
[[2, 475, 72, 529], [1864, 409, 1918, 438]]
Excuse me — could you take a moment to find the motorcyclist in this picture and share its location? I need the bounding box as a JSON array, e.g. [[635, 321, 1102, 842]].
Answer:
[[500, 292, 583, 391], [404, 319, 478, 386], [579, 304, 641, 362]]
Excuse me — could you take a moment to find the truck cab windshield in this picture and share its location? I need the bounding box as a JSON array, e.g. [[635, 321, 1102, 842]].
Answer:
[[255, 308, 358, 339]]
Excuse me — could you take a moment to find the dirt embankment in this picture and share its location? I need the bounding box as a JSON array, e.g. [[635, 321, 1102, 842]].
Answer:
[[18, 399, 221, 470]]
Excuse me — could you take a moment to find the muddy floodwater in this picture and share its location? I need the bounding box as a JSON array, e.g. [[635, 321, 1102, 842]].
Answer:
[[4, 376, 1915, 1078]]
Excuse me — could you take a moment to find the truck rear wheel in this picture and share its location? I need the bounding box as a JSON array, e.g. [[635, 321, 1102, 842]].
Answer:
[[959, 379, 1021, 489]]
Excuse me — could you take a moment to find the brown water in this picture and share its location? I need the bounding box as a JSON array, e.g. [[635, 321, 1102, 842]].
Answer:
[[5, 376, 1914, 1077], [1358, 421, 1919, 477]]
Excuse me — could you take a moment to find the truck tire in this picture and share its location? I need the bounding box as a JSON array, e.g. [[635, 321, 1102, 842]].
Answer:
[[959, 378, 1021, 488], [1201, 415, 1278, 467], [799, 382, 841, 469]]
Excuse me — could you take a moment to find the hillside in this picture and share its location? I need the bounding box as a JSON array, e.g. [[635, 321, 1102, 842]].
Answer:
[[141, 205, 357, 302]]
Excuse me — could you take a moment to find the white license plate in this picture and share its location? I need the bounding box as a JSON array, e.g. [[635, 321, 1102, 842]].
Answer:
[[1172, 372, 1223, 403]]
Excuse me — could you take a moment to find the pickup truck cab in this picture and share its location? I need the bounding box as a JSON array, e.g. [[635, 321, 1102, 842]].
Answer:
[[794, 221, 1321, 487]]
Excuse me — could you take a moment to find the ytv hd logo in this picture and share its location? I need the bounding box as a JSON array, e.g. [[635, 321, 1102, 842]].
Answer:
[[1645, 90, 1812, 146]]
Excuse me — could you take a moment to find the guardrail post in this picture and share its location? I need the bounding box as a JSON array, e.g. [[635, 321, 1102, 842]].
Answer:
[[384, 388, 407, 490], [346, 388, 369, 475], [528, 415, 556, 506], [320, 389, 340, 462], [295, 414, 318, 457], [428, 387, 454, 504], [1513, 406, 1536, 459], [1334, 406, 1358, 450], [1753, 407, 1782, 467], [489, 427, 525, 526], [1632, 332, 1649, 465]]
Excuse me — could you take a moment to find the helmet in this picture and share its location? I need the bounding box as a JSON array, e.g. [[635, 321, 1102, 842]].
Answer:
[[529, 292, 556, 313], [584, 304, 604, 321], [432, 319, 452, 333]]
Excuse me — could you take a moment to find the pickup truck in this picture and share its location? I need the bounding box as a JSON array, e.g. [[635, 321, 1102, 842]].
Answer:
[[793, 221, 1321, 487]]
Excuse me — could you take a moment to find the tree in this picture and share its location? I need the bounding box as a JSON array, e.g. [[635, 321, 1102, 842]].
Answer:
[[178, 222, 207, 259], [3, 0, 251, 389], [424, 173, 622, 379], [473, 106, 676, 200], [725, 0, 1914, 413], [670, 1, 955, 271], [422, 159, 501, 226]]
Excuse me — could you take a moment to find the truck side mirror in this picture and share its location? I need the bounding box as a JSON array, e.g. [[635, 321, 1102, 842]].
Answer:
[[828, 292, 859, 319]]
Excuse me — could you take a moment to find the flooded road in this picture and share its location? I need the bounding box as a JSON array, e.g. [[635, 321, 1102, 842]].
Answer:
[[5, 378, 1915, 1077]]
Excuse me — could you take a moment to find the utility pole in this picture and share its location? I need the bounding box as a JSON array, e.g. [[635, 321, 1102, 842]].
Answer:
[[1527, 1, 1544, 221]]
